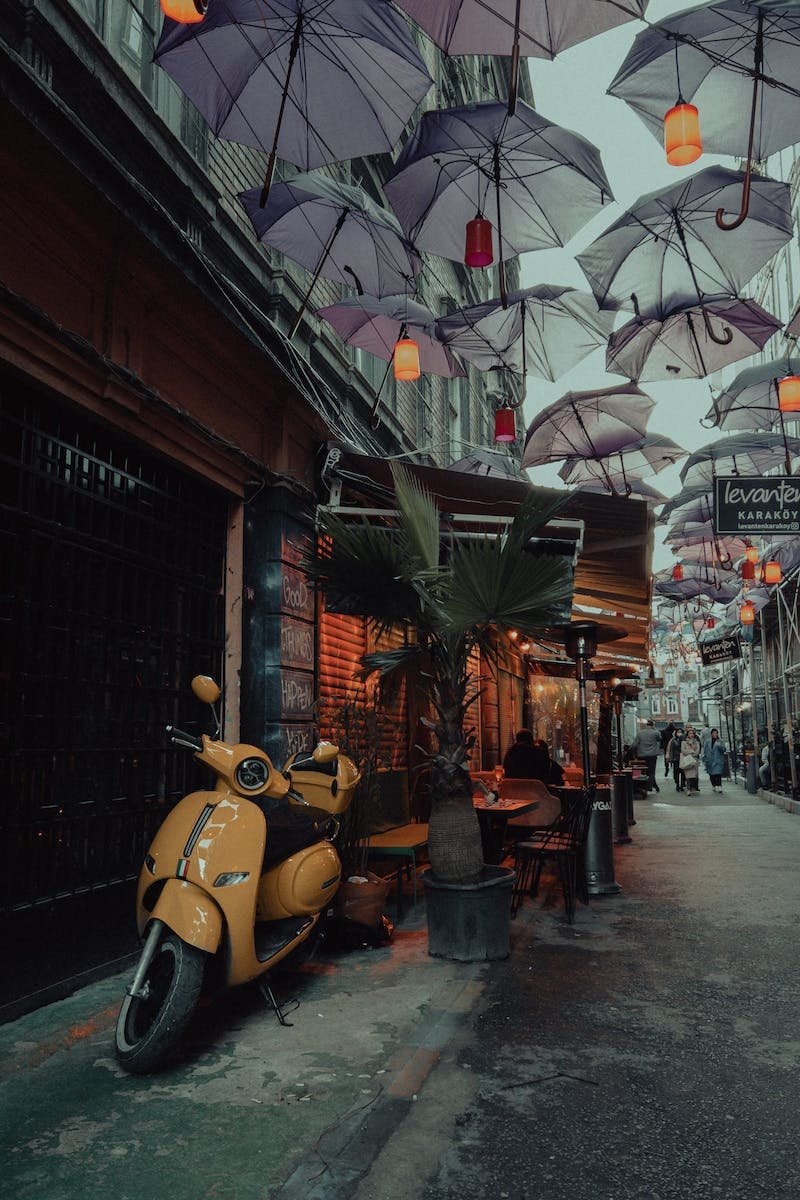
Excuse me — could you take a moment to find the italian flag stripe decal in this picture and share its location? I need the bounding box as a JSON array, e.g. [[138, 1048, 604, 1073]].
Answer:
[[176, 859, 190, 878]]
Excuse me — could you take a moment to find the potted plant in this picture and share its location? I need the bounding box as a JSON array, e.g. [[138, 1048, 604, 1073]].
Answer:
[[308, 466, 573, 959]]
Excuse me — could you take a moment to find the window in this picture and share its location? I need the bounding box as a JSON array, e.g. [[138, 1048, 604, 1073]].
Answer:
[[650, 694, 660, 715], [667, 696, 679, 715]]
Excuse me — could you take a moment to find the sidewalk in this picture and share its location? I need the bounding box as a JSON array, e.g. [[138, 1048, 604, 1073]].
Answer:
[[3, 777, 800, 1200]]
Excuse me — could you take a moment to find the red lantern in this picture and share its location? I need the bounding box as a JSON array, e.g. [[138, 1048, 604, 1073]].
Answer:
[[764, 561, 782, 585], [741, 558, 756, 581], [672, 563, 684, 582], [494, 407, 516, 442], [393, 337, 420, 382], [740, 600, 755, 625], [778, 375, 800, 413], [160, 0, 206, 21], [464, 215, 493, 268], [664, 103, 702, 167], [706, 616, 716, 630]]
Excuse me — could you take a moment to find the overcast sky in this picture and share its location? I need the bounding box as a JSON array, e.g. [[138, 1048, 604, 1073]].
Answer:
[[517, 0, 733, 570]]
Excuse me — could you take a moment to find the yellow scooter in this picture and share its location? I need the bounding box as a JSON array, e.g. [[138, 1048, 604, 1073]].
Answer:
[[115, 675, 360, 1074]]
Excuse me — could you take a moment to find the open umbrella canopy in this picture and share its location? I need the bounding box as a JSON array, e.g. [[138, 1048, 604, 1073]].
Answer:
[[239, 172, 419, 298], [654, 565, 740, 602], [680, 430, 800, 487], [155, 0, 432, 174], [576, 166, 792, 315], [570, 477, 668, 504], [558, 433, 687, 486], [446, 450, 523, 479], [434, 285, 615, 377], [606, 296, 782, 382], [522, 383, 654, 468], [384, 100, 612, 264], [315, 295, 465, 377], [668, 535, 750, 564], [658, 484, 714, 522], [711, 354, 800, 429]]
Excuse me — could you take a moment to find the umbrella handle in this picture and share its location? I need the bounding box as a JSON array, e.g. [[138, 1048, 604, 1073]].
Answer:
[[715, 13, 762, 234], [714, 167, 752, 233], [700, 305, 733, 347], [507, 0, 522, 116]]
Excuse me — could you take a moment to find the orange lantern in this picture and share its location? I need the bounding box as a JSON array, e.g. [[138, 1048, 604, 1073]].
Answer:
[[745, 545, 760, 563], [464, 215, 493, 268], [160, 0, 206, 21], [740, 600, 755, 625], [664, 103, 702, 167], [494, 407, 516, 443], [740, 558, 756, 581], [764, 561, 782, 585], [778, 375, 800, 412], [672, 563, 684, 581], [393, 337, 420, 382]]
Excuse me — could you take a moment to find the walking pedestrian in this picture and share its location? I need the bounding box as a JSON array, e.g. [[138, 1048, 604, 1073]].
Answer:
[[627, 720, 662, 793], [680, 726, 702, 796], [666, 728, 685, 791], [661, 722, 676, 779], [702, 728, 727, 793]]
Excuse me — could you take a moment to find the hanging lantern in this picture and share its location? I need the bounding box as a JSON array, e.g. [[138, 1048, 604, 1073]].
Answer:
[[764, 560, 782, 585], [160, 0, 207, 21], [464, 215, 493, 268], [740, 600, 755, 625], [494, 406, 516, 443], [745, 545, 760, 564], [664, 102, 702, 167], [393, 337, 420, 382], [672, 563, 684, 581], [706, 616, 716, 630], [740, 558, 756, 581], [778, 375, 800, 412]]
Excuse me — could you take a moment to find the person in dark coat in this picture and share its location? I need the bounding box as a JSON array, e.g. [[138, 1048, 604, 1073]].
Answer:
[[502, 729, 549, 780], [661, 722, 676, 778]]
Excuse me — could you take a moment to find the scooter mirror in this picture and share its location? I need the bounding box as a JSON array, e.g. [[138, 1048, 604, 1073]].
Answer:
[[191, 675, 221, 705], [312, 741, 339, 764]]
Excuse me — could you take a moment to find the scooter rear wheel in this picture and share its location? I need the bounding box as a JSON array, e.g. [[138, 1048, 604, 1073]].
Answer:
[[115, 930, 205, 1074]]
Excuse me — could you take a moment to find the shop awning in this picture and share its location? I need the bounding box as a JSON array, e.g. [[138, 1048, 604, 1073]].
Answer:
[[319, 445, 654, 665]]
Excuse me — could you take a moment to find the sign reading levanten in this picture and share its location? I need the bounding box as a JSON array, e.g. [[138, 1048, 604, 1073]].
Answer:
[[714, 476, 800, 535], [699, 634, 742, 667]]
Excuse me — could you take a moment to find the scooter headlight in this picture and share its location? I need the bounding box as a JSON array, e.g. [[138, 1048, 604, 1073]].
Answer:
[[234, 757, 269, 791]]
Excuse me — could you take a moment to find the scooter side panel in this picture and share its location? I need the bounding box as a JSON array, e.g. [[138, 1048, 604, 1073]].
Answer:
[[147, 879, 223, 952]]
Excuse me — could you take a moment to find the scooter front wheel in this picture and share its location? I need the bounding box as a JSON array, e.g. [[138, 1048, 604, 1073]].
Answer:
[[115, 929, 205, 1074]]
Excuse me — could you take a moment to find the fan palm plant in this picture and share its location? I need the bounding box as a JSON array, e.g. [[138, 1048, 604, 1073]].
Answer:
[[308, 466, 574, 886]]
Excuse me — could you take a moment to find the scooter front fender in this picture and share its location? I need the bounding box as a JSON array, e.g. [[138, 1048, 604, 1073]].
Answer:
[[146, 879, 223, 954]]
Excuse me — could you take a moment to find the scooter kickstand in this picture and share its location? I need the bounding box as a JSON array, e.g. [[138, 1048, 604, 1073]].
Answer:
[[258, 978, 296, 1027]]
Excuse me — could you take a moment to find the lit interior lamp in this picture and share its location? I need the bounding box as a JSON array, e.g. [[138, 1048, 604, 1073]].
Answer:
[[706, 616, 716, 630], [393, 336, 420, 382], [508, 630, 519, 641], [664, 102, 702, 166], [519, 640, 531, 652], [160, 0, 207, 21], [745, 545, 760, 564], [672, 563, 683, 581], [778, 375, 800, 412], [740, 600, 755, 625], [464, 214, 493, 268], [494, 406, 516, 443], [764, 561, 782, 585], [740, 558, 756, 582]]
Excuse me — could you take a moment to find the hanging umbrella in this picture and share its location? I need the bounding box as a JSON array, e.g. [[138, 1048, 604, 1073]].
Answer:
[[383, 100, 612, 286], [522, 383, 654, 470], [607, 0, 800, 229], [669, 536, 749, 565], [654, 566, 740, 603], [786, 306, 800, 337], [434, 285, 615, 377], [155, 0, 433, 203], [239, 173, 420, 335], [395, 0, 649, 111], [558, 433, 687, 487], [570, 477, 669, 504], [575, 166, 792, 346], [446, 450, 523, 479], [680, 431, 800, 488], [315, 296, 464, 377], [658, 483, 714, 522], [712, 354, 800, 435], [606, 296, 782, 382]]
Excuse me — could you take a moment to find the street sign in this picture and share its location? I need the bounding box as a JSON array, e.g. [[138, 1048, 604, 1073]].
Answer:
[[714, 475, 800, 535], [699, 634, 742, 666]]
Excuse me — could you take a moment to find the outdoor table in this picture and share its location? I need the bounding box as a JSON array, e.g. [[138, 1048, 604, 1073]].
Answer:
[[472, 793, 539, 864]]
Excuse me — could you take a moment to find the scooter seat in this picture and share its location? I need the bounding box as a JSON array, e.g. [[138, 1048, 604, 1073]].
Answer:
[[262, 804, 335, 869]]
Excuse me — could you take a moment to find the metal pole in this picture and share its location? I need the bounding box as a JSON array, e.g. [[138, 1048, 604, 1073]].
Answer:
[[759, 615, 775, 786], [776, 590, 798, 795]]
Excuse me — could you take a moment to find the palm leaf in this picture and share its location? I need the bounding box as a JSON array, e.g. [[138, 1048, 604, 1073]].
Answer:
[[390, 464, 442, 580], [446, 546, 573, 633], [310, 510, 421, 624]]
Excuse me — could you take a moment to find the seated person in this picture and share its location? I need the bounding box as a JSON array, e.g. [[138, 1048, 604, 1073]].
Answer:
[[502, 729, 550, 781]]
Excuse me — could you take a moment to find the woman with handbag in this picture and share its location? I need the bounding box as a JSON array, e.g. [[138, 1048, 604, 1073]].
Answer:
[[666, 729, 685, 792], [679, 727, 702, 796], [702, 728, 727, 794]]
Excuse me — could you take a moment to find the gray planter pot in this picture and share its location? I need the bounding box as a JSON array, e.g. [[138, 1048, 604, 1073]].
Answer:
[[422, 865, 515, 961]]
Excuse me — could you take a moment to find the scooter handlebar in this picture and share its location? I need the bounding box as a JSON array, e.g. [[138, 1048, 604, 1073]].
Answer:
[[166, 725, 204, 752]]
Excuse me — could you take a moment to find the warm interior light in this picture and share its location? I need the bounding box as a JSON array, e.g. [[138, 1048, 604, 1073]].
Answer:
[[393, 337, 420, 382], [740, 600, 755, 625], [508, 630, 519, 640], [672, 563, 684, 581], [741, 558, 756, 581], [706, 616, 716, 629], [764, 560, 782, 585], [160, 0, 206, 22], [519, 640, 531, 652], [464, 215, 493, 268], [664, 102, 702, 167], [745, 545, 760, 563], [778, 375, 800, 412], [494, 407, 516, 443]]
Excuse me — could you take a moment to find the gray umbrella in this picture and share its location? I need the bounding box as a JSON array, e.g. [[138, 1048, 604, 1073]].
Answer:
[[522, 383, 654, 469], [155, 0, 432, 202], [576, 167, 792, 346], [712, 354, 800, 432], [384, 100, 612, 273], [680, 431, 800, 488], [446, 450, 523, 479], [658, 484, 715, 524], [239, 173, 420, 335], [608, 1, 800, 228], [567, 476, 668, 504], [315, 295, 465, 378], [558, 434, 687, 489], [435, 285, 615, 378], [606, 296, 782, 382]]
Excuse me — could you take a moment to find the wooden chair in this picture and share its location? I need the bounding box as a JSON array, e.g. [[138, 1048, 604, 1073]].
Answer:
[[510, 785, 596, 924], [499, 778, 562, 839]]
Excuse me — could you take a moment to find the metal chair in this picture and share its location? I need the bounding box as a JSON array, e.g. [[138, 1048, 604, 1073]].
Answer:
[[510, 786, 596, 923]]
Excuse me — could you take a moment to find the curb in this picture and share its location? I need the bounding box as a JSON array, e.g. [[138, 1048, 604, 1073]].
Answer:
[[759, 786, 800, 815]]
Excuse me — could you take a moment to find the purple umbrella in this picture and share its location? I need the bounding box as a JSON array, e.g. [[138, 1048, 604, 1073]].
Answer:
[[434, 285, 615, 378], [155, 0, 432, 202], [522, 383, 654, 470], [680, 431, 800, 488], [606, 296, 782, 382], [558, 434, 687, 489], [316, 296, 464, 378]]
